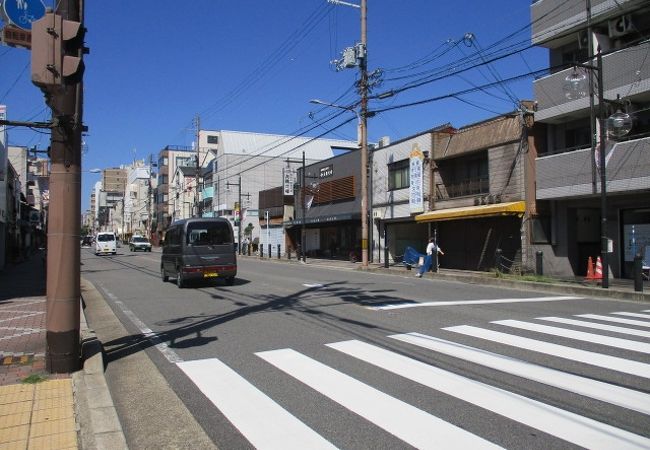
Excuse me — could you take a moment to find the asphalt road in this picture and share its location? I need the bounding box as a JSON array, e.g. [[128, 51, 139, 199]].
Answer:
[[81, 247, 650, 450]]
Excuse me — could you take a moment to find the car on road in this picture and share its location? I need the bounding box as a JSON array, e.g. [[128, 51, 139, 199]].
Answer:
[[81, 236, 93, 247], [95, 232, 117, 255], [129, 236, 152, 252], [161, 218, 237, 288]]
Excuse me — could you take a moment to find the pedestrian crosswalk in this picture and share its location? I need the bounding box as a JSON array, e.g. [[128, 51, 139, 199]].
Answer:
[[178, 308, 650, 449]]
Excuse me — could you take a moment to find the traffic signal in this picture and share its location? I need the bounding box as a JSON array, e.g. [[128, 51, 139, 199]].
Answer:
[[31, 12, 84, 90]]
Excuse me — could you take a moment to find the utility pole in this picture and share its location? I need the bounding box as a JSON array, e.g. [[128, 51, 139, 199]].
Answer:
[[359, 0, 369, 268], [194, 114, 201, 218], [329, 0, 369, 268], [226, 176, 243, 254], [31, 0, 85, 372]]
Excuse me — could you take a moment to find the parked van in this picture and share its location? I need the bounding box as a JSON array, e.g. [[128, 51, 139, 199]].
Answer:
[[161, 218, 237, 288], [95, 232, 117, 255]]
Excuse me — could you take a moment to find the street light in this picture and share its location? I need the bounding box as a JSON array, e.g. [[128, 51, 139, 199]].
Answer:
[[563, 50, 632, 288], [310, 98, 370, 268]]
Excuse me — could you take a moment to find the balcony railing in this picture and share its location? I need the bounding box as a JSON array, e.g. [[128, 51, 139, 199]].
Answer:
[[436, 178, 489, 200]]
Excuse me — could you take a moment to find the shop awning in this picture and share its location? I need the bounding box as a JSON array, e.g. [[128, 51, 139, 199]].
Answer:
[[414, 201, 526, 223]]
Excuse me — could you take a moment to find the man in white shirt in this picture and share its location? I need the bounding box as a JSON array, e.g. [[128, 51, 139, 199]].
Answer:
[[415, 237, 444, 277]]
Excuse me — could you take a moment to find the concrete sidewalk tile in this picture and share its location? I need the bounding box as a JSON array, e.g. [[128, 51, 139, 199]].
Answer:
[[0, 424, 29, 444], [28, 430, 77, 449], [89, 407, 122, 434]]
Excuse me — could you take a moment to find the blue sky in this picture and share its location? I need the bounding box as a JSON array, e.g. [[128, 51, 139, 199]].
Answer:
[[1, 0, 546, 210]]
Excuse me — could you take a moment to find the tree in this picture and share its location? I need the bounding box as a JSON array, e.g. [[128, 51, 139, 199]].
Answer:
[[244, 223, 254, 239]]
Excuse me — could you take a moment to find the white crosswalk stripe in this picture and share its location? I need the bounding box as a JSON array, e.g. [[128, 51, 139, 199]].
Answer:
[[577, 313, 650, 327], [389, 332, 650, 415], [492, 319, 650, 353], [613, 312, 650, 320], [538, 316, 650, 338], [327, 339, 650, 450], [256, 348, 502, 450], [445, 325, 650, 378], [178, 309, 650, 449], [177, 358, 337, 450]]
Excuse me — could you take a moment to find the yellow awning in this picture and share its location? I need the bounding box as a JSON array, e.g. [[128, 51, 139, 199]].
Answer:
[[415, 201, 526, 223]]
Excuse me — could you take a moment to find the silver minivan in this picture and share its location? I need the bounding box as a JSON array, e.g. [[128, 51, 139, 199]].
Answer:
[[161, 218, 237, 288]]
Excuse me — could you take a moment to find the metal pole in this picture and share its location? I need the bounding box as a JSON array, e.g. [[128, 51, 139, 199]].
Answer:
[[301, 151, 306, 262], [597, 50, 609, 288], [46, 0, 82, 373], [360, 0, 369, 268]]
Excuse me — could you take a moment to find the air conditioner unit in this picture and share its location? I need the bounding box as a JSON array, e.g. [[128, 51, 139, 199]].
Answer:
[[372, 210, 381, 219], [608, 15, 633, 38]]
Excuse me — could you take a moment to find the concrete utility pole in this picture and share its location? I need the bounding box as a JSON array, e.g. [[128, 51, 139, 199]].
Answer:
[[194, 114, 201, 217], [31, 0, 85, 372], [359, 0, 369, 268]]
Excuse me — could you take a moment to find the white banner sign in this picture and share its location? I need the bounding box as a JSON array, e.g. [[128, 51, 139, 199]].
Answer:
[[409, 143, 424, 214]]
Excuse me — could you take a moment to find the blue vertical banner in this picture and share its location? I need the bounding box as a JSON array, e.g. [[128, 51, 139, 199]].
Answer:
[[409, 143, 424, 214]]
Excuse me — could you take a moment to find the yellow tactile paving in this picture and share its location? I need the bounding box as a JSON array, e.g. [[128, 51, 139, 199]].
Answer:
[[0, 402, 32, 417], [31, 406, 73, 424], [28, 431, 77, 450], [32, 395, 73, 411], [0, 412, 31, 430], [0, 439, 28, 450], [0, 392, 32, 406], [29, 418, 76, 438], [0, 425, 29, 444], [0, 379, 77, 450]]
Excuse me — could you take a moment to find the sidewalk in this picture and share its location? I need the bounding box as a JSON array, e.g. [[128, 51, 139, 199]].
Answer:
[[0, 252, 126, 450]]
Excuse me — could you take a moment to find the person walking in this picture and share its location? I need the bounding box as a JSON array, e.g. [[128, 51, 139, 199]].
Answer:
[[415, 237, 444, 277]]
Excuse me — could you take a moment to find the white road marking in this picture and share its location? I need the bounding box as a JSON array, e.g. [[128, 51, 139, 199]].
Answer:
[[539, 317, 650, 338], [178, 358, 337, 450], [256, 348, 502, 450], [612, 312, 650, 320], [100, 286, 183, 363], [390, 332, 650, 415], [493, 320, 650, 354], [329, 339, 650, 450], [445, 325, 650, 378], [577, 314, 650, 328], [370, 296, 581, 311]]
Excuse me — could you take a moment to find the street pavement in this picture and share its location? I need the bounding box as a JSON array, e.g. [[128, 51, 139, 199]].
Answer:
[[0, 248, 648, 449]]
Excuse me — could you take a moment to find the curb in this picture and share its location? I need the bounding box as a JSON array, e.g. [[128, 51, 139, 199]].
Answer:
[[366, 266, 650, 303], [74, 284, 128, 450]]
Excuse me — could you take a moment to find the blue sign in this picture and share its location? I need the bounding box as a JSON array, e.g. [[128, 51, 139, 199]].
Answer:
[[2, 0, 46, 31]]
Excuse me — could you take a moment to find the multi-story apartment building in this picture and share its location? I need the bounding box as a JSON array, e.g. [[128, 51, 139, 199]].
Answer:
[[124, 160, 154, 239], [154, 145, 195, 241], [531, 0, 650, 278]]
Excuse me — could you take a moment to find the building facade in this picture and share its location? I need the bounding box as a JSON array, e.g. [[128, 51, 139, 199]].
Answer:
[[531, 0, 650, 278]]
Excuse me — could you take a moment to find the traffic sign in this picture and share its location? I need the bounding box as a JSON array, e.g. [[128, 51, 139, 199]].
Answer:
[[2, 0, 46, 31]]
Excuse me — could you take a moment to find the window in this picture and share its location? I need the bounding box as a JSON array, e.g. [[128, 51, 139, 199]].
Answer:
[[388, 159, 409, 190], [158, 157, 168, 167], [207, 135, 219, 144], [187, 221, 233, 246]]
